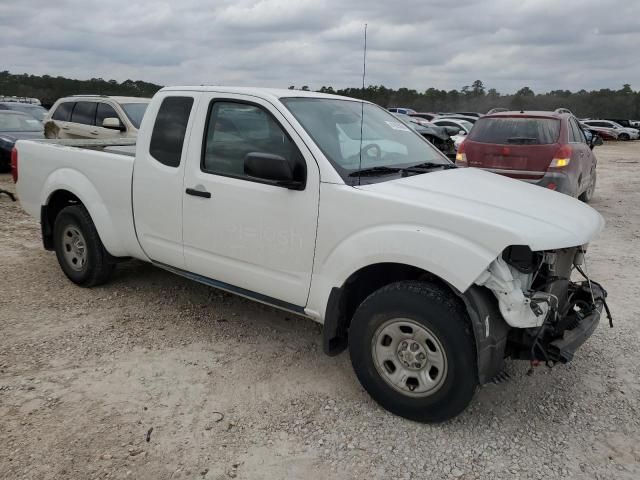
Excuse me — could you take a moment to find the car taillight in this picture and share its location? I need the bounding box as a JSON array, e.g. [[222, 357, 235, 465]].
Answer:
[[10, 147, 18, 183], [550, 145, 571, 168], [455, 141, 468, 167]]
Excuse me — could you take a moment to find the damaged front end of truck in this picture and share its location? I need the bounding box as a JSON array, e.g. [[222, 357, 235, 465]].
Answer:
[[468, 245, 611, 384]]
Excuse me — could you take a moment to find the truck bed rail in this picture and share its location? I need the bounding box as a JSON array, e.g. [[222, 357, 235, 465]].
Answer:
[[33, 138, 137, 148]]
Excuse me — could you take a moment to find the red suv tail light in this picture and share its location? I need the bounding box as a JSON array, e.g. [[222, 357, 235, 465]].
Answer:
[[10, 147, 18, 183], [550, 144, 571, 168], [455, 141, 468, 167]]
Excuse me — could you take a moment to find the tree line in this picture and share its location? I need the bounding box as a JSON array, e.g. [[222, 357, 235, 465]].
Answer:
[[315, 80, 640, 119], [2, 71, 638, 119], [0, 71, 162, 107]]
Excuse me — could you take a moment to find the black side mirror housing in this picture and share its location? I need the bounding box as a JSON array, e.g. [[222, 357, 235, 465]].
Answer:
[[590, 134, 603, 149], [244, 152, 305, 190]]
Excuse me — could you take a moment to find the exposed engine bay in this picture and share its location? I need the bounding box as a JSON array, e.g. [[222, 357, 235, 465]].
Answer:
[[475, 245, 612, 366]]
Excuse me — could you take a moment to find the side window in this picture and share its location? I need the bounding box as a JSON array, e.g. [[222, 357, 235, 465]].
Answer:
[[567, 119, 578, 142], [52, 102, 74, 121], [149, 96, 194, 168], [70, 102, 97, 125], [96, 103, 121, 128], [202, 101, 303, 180], [571, 119, 586, 143]]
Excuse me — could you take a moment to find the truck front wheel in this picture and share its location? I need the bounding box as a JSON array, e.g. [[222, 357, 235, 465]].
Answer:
[[349, 281, 477, 422], [53, 205, 114, 287]]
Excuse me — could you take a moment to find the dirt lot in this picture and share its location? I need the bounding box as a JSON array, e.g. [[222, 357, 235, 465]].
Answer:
[[1, 142, 639, 480]]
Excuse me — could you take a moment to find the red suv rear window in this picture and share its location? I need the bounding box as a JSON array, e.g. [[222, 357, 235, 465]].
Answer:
[[468, 117, 560, 145]]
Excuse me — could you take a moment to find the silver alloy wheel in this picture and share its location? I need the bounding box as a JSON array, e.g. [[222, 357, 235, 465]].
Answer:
[[372, 318, 448, 397], [62, 226, 87, 271]]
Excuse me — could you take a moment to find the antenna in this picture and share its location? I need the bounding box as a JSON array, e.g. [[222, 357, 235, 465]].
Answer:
[[358, 23, 368, 186]]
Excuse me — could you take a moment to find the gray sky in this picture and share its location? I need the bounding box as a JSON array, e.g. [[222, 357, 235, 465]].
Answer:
[[2, 0, 639, 93]]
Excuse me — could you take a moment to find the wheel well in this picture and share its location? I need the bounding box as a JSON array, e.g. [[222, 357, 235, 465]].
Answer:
[[41, 190, 83, 250], [322, 263, 458, 355]]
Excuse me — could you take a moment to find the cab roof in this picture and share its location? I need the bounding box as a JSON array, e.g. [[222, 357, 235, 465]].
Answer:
[[160, 86, 362, 103]]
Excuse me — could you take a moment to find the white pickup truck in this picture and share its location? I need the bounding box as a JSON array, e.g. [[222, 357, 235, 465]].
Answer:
[[13, 87, 609, 422]]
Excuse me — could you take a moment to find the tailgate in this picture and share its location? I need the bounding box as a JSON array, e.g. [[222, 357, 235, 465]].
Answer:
[[465, 115, 561, 179], [466, 142, 558, 179]]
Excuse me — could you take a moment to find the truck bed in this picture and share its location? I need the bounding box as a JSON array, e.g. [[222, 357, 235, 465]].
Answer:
[[15, 138, 146, 259]]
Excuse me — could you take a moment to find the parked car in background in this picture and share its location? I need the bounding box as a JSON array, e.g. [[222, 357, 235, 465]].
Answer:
[[44, 95, 150, 139], [431, 118, 473, 150], [486, 108, 508, 115], [582, 120, 638, 140], [387, 107, 416, 115], [393, 113, 455, 156], [579, 122, 618, 141], [455, 112, 482, 118], [605, 119, 635, 129], [630, 120, 640, 128], [436, 114, 479, 124], [0, 102, 48, 121], [409, 112, 437, 121], [0, 111, 43, 172], [456, 110, 601, 202]]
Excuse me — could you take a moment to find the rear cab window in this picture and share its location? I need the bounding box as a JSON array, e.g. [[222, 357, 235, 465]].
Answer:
[[468, 117, 561, 145], [149, 96, 194, 167]]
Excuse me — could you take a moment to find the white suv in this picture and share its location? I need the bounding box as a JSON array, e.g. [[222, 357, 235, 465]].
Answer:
[[44, 95, 150, 139], [582, 119, 639, 141]]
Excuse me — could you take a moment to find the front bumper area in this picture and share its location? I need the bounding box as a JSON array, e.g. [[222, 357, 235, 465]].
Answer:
[[509, 280, 608, 365], [547, 302, 601, 363]]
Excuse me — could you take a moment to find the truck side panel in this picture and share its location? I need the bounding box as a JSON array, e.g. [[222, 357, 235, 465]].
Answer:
[[15, 141, 146, 260]]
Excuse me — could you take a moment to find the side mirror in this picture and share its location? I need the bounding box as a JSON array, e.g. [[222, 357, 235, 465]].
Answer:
[[102, 117, 124, 131], [244, 152, 305, 190], [590, 135, 603, 149], [459, 130, 466, 136]]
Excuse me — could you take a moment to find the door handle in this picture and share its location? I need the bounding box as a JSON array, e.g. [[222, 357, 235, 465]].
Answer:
[[90, 130, 99, 135], [185, 187, 211, 198], [61, 126, 70, 130]]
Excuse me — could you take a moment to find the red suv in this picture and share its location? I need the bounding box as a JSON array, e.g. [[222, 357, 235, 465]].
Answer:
[[456, 111, 602, 202]]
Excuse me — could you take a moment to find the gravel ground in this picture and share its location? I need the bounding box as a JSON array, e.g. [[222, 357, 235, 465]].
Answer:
[[1, 142, 639, 480]]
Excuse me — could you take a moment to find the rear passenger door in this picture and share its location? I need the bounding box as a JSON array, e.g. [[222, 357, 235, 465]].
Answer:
[[132, 93, 198, 268], [68, 101, 98, 138]]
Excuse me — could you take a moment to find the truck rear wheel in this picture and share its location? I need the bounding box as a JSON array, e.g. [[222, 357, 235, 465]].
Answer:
[[348, 281, 477, 422], [53, 205, 114, 287]]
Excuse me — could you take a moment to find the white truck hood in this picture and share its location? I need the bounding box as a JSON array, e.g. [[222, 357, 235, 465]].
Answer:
[[360, 167, 604, 252]]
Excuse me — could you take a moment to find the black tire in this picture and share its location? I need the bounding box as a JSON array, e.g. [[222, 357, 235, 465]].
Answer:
[[579, 168, 596, 203], [53, 205, 114, 287], [349, 281, 477, 423], [619, 133, 630, 141]]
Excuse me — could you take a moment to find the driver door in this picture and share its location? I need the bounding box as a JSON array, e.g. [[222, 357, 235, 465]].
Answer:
[[181, 94, 320, 308]]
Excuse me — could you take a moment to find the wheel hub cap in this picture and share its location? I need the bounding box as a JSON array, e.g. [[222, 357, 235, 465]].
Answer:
[[62, 226, 87, 271], [372, 319, 448, 397]]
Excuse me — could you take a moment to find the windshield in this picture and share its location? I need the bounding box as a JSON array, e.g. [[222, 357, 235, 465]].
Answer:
[[468, 117, 560, 145], [458, 120, 473, 131], [0, 112, 43, 132], [120, 102, 149, 129], [281, 98, 448, 182]]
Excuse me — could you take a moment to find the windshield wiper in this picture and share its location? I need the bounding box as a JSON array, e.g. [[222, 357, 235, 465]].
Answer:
[[348, 166, 402, 177], [405, 161, 457, 170]]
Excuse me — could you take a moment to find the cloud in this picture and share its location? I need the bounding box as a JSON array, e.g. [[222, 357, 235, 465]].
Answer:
[[0, 0, 639, 92]]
